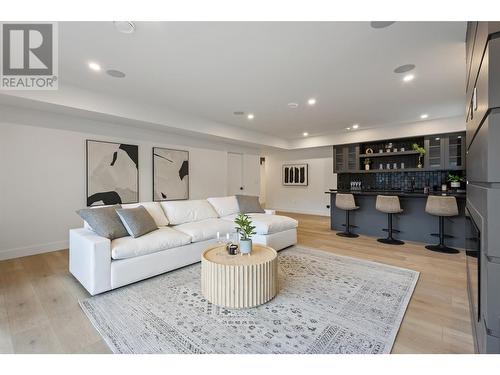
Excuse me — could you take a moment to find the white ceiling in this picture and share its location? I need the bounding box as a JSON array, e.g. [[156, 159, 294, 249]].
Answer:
[[55, 22, 465, 139]]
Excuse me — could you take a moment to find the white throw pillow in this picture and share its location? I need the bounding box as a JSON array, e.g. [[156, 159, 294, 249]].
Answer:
[[122, 202, 169, 227], [160, 200, 218, 225], [207, 196, 240, 217]]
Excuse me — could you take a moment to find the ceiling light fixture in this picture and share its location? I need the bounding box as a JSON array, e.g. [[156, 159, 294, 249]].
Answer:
[[346, 127, 351, 131], [303, 132, 309, 137], [247, 113, 254, 120], [106, 69, 126, 78], [88, 62, 101, 71], [307, 98, 316, 106], [113, 21, 136, 34], [352, 124, 359, 129], [403, 74, 415, 82], [370, 21, 396, 29], [394, 64, 416, 74], [288, 102, 299, 109], [420, 114, 429, 119]]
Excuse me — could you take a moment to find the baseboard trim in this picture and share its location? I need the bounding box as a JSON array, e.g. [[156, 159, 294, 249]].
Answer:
[[0, 240, 68, 261], [270, 208, 330, 217]]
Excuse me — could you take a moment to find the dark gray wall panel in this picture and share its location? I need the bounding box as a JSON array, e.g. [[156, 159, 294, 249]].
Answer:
[[467, 113, 500, 183]]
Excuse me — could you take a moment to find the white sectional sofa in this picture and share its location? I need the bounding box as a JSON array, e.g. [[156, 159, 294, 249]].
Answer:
[[69, 197, 298, 295]]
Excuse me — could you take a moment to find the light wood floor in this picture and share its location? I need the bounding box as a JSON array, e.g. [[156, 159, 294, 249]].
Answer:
[[0, 212, 474, 354]]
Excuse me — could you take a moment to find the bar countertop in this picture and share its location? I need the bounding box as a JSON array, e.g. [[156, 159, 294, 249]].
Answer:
[[325, 189, 466, 199]]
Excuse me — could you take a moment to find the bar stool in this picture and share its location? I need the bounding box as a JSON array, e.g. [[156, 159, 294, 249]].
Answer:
[[424, 196, 459, 254], [335, 193, 359, 238], [376, 195, 404, 245]]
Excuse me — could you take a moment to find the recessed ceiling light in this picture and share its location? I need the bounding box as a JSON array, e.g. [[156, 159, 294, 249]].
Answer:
[[114, 21, 136, 34], [303, 132, 309, 137], [288, 102, 299, 109], [352, 124, 359, 129], [403, 74, 415, 82], [106, 69, 126, 78], [307, 98, 316, 106], [370, 21, 396, 29], [420, 114, 429, 119], [247, 113, 254, 120], [346, 127, 351, 131], [88, 62, 101, 71]]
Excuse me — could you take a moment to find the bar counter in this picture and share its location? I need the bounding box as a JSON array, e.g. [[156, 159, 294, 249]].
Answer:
[[326, 189, 466, 248]]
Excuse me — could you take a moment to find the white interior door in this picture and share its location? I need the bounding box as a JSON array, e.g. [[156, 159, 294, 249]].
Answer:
[[227, 152, 243, 195]]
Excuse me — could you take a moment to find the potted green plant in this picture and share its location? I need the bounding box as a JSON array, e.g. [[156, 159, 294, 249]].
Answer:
[[447, 173, 464, 188], [234, 213, 256, 254], [364, 158, 371, 171], [412, 143, 426, 168]]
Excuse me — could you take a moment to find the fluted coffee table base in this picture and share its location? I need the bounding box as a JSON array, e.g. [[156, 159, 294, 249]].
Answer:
[[201, 244, 278, 309]]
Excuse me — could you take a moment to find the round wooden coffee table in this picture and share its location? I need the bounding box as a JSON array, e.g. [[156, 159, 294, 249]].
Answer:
[[201, 244, 278, 309]]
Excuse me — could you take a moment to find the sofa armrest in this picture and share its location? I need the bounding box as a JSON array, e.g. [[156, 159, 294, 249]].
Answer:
[[264, 209, 276, 215], [69, 228, 112, 295]]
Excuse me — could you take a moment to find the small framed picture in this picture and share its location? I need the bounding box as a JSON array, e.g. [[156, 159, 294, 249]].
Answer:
[[282, 164, 308, 186]]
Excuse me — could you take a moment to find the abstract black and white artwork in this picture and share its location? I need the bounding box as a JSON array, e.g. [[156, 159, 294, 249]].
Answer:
[[282, 164, 308, 186], [153, 147, 189, 201], [86, 140, 139, 206]]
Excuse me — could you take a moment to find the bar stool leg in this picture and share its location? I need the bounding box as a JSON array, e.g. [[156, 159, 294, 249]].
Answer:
[[425, 216, 459, 254], [337, 210, 359, 238], [377, 213, 404, 245]]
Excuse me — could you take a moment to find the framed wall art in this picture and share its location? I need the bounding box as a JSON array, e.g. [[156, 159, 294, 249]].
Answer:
[[86, 140, 139, 206], [153, 147, 189, 201], [282, 163, 308, 186]]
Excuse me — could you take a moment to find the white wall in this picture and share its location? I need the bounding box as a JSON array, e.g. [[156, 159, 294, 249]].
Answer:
[[0, 107, 261, 260], [265, 147, 336, 216]]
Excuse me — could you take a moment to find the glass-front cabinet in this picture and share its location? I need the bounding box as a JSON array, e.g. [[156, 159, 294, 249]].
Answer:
[[333, 145, 359, 173], [445, 133, 465, 170], [425, 135, 444, 169], [347, 144, 358, 171], [424, 133, 465, 170]]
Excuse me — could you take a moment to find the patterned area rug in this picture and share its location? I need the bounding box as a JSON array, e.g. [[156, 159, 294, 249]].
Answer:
[[80, 246, 419, 354]]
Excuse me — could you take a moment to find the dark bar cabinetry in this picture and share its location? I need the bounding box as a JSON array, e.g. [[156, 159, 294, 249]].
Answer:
[[333, 132, 465, 174]]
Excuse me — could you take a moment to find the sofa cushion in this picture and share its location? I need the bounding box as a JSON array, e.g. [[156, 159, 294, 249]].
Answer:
[[122, 202, 169, 226], [76, 205, 129, 240], [116, 206, 158, 238], [207, 196, 240, 217], [221, 213, 298, 235], [160, 200, 218, 225], [173, 218, 236, 243], [111, 227, 192, 260], [236, 195, 265, 214]]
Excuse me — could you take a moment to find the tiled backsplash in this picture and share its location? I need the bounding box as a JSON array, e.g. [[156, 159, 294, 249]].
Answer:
[[337, 170, 465, 191]]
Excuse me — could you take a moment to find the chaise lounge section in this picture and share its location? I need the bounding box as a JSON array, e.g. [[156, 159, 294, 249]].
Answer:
[[69, 196, 297, 295]]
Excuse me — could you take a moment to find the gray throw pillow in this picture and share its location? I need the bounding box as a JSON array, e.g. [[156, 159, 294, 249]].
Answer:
[[76, 205, 129, 240], [115, 206, 158, 238], [236, 195, 265, 214]]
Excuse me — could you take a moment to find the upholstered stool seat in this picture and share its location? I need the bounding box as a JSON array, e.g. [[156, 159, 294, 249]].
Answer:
[[424, 196, 459, 253], [375, 195, 404, 245], [335, 193, 359, 238]]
